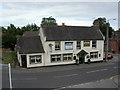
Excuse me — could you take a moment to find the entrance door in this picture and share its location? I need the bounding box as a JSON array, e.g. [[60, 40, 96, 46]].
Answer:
[[21, 55, 27, 68], [79, 54, 85, 64], [77, 50, 88, 64]]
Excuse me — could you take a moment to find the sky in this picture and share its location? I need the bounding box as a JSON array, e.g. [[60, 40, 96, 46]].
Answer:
[[0, 2, 119, 30]]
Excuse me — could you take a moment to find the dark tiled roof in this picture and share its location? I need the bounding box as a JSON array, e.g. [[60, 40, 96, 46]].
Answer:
[[17, 36, 44, 54], [23, 31, 39, 36], [42, 26, 104, 41]]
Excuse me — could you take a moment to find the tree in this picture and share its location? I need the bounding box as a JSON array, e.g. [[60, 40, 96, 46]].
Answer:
[[1, 26, 7, 33], [7, 24, 17, 35], [93, 17, 114, 38], [2, 23, 40, 50], [41, 16, 57, 26], [2, 33, 16, 50]]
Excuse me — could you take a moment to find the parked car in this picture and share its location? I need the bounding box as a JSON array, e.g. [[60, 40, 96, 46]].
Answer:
[[103, 54, 113, 60]]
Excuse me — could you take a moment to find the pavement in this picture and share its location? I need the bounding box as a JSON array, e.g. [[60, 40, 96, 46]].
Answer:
[[12, 60, 115, 73], [56, 75, 119, 89]]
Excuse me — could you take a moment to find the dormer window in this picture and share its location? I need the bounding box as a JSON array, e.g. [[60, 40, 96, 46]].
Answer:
[[55, 41, 60, 50]]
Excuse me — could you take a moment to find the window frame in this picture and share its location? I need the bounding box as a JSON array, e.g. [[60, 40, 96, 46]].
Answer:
[[83, 40, 90, 47], [65, 42, 73, 50], [55, 41, 61, 50], [77, 41, 81, 49], [29, 55, 42, 64], [63, 53, 73, 61], [90, 52, 98, 59], [51, 54, 61, 62], [92, 40, 97, 48]]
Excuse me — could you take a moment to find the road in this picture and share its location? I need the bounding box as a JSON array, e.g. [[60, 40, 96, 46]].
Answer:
[[2, 54, 119, 89]]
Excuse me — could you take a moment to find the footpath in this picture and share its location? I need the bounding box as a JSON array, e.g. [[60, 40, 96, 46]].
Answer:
[[57, 75, 119, 89], [12, 60, 115, 73]]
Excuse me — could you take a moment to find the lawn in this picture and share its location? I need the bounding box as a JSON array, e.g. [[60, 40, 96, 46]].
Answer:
[[2, 51, 16, 67]]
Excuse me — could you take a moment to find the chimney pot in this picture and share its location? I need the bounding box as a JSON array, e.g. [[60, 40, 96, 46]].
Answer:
[[62, 23, 65, 26]]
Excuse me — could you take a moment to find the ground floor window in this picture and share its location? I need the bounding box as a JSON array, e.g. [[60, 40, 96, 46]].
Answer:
[[51, 54, 61, 62], [90, 52, 98, 58], [63, 54, 73, 61], [51, 53, 73, 63], [29, 55, 42, 64]]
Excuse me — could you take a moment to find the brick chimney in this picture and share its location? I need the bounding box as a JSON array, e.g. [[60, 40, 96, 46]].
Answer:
[[62, 23, 65, 26]]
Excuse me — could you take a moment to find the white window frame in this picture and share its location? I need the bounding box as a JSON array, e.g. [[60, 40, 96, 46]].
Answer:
[[65, 42, 73, 50], [55, 41, 61, 50], [51, 54, 61, 62], [92, 40, 97, 48], [77, 41, 81, 49], [90, 52, 98, 59], [83, 40, 90, 47], [63, 53, 73, 61], [29, 55, 42, 64]]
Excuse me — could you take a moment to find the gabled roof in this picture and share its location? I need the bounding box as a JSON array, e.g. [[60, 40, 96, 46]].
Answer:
[[77, 50, 88, 55], [42, 26, 104, 41], [16, 36, 44, 54], [23, 31, 39, 36]]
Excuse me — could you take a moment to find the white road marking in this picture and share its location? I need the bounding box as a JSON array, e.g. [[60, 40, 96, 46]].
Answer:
[[8, 63, 12, 90], [86, 69, 108, 74], [54, 74, 78, 78]]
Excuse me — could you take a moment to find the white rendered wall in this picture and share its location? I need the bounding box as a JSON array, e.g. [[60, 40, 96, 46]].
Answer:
[[43, 40, 104, 66]]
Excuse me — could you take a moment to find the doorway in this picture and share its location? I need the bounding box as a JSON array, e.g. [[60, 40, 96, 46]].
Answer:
[[77, 50, 88, 64], [78, 54, 85, 64], [21, 55, 27, 68]]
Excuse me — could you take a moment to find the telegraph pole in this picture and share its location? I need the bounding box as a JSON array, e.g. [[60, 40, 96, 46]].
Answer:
[[105, 18, 116, 62], [105, 23, 109, 62]]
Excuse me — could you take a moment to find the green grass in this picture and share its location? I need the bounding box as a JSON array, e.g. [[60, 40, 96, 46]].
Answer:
[[2, 51, 16, 66]]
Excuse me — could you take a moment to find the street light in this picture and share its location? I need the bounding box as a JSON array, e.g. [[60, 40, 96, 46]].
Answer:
[[105, 18, 116, 62]]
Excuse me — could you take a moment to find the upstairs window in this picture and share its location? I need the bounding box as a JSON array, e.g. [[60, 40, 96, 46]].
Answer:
[[77, 41, 81, 49], [92, 40, 97, 48], [55, 41, 60, 50], [83, 41, 90, 47], [65, 42, 73, 50]]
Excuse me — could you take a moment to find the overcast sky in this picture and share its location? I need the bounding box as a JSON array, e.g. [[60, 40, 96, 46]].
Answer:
[[0, 2, 118, 30]]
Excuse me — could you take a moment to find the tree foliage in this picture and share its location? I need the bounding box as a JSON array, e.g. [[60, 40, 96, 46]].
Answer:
[[93, 17, 114, 38], [41, 16, 57, 26], [2, 23, 39, 50]]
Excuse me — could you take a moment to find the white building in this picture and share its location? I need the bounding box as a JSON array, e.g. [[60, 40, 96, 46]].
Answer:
[[16, 25, 104, 68]]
